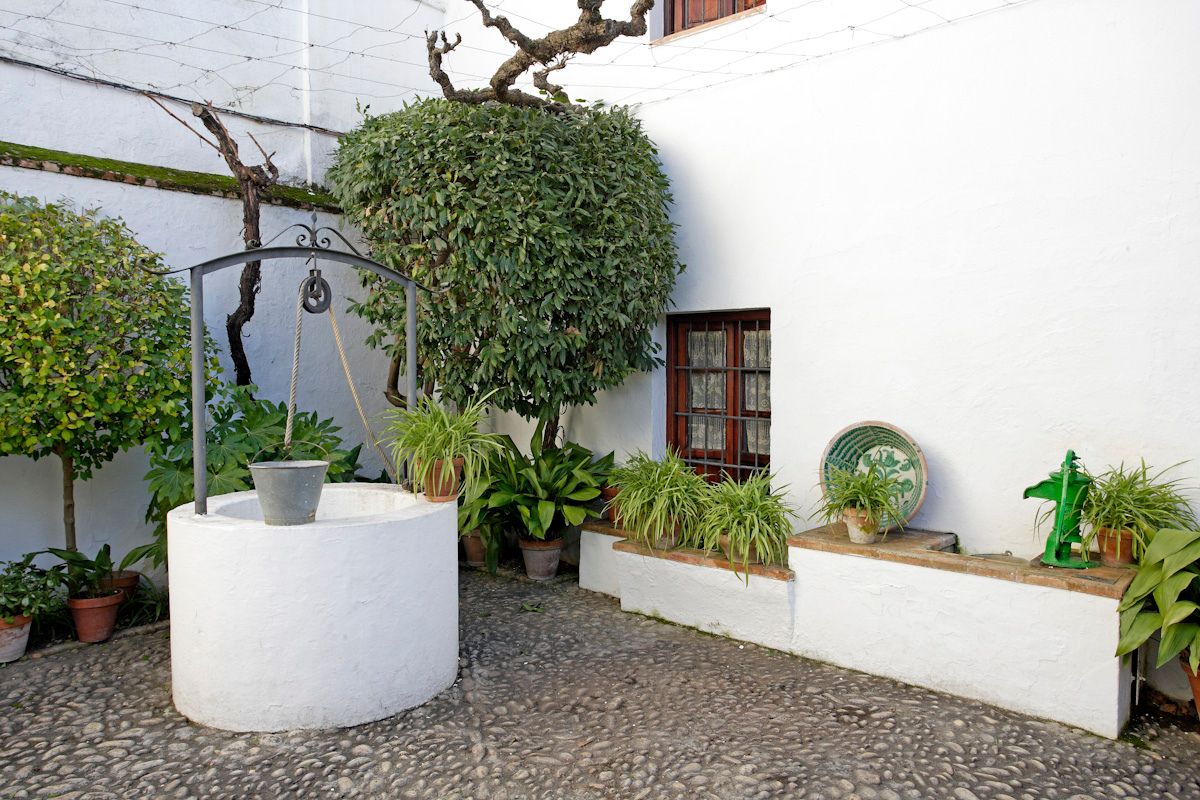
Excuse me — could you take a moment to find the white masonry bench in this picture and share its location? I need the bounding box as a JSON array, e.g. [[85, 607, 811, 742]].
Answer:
[[579, 521, 1134, 738]]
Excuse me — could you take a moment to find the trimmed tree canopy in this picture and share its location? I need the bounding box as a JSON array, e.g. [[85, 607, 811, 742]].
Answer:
[[0, 193, 193, 480], [328, 99, 682, 421]]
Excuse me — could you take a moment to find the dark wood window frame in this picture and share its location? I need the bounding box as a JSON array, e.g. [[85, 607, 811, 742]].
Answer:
[[667, 309, 770, 482], [665, 0, 767, 36]]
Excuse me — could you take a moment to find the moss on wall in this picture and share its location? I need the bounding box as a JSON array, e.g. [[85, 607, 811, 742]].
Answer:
[[0, 140, 339, 212]]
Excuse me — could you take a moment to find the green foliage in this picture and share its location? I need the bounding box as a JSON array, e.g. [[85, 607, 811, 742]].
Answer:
[[328, 99, 683, 421], [1116, 528, 1200, 672], [387, 392, 500, 498], [487, 429, 612, 542], [0, 193, 197, 499], [1082, 461, 1195, 560], [609, 451, 711, 549], [0, 554, 62, 624], [817, 464, 906, 534], [46, 545, 116, 599], [697, 472, 796, 577], [132, 383, 363, 569]]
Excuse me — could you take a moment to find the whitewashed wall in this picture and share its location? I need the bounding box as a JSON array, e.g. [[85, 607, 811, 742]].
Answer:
[[457, 0, 1200, 558], [0, 1, 444, 563]]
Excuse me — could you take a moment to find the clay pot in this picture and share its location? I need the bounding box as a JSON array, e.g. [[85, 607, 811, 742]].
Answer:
[[67, 592, 123, 643], [651, 524, 682, 550], [100, 570, 140, 603], [0, 615, 32, 663], [519, 538, 562, 581], [1182, 657, 1200, 720], [601, 486, 621, 523], [1097, 527, 1136, 567], [424, 457, 465, 503], [462, 530, 486, 568], [843, 508, 881, 545], [718, 534, 762, 565]]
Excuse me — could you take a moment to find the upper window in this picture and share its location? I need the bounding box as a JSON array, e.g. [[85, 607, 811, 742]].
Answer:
[[666, 310, 770, 482], [665, 0, 766, 36]]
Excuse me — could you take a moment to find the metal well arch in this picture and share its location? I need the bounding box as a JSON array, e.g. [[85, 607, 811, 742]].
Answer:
[[163, 219, 429, 515]]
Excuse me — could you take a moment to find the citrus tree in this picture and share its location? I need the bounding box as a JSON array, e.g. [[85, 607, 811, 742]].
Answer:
[[0, 193, 195, 549], [328, 99, 682, 443]]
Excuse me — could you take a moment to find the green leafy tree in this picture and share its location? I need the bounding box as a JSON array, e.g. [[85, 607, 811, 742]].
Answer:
[[0, 193, 194, 549], [327, 99, 682, 443]]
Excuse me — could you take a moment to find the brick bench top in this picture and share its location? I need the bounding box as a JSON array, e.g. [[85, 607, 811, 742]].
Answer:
[[583, 522, 794, 582]]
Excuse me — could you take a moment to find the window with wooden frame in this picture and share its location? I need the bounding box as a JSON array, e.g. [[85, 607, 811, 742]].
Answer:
[[665, 0, 766, 36], [667, 310, 770, 482]]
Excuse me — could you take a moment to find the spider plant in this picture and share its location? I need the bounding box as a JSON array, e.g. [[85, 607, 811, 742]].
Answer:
[[817, 464, 906, 541], [609, 451, 711, 549], [387, 392, 501, 500], [1082, 461, 1195, 562], [697, 472, 796, 579]]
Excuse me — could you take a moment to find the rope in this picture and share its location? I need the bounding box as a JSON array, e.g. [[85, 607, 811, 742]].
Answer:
[[328, 304, 399, 483], [283, 281, 304, 450]]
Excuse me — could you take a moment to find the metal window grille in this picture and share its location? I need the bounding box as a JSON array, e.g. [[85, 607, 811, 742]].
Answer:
[[666, 0, 767, 36], [667, 310, 770, 482]]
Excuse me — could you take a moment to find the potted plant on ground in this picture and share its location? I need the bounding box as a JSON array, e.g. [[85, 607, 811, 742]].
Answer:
[[388, 393, 500, 503], [488, 430, 611, 580], [458, 473, 500, 572], [1081, 461, 1195, 567], [698, 472, 796, 579], [817, 464, 906, 544], [1115, 527, 1200, 717], [0, 554, 62, 663], [609, 451, 711, 550], [46, 545, 124, 643]]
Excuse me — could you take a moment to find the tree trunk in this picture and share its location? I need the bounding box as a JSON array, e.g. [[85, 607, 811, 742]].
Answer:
[[542, 408, 561, 450], [60, 451, 76, 551]]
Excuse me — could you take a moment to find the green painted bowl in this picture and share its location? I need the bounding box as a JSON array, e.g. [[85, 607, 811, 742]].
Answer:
[[820, 421, 928, 531]]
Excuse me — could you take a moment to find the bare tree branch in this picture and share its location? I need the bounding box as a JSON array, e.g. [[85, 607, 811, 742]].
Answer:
[[145, 94, 219, 151], [427, 0, 655, 112]]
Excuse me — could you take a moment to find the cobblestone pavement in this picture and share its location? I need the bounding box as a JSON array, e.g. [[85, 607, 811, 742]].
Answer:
[[1, 571, 1198, 799]]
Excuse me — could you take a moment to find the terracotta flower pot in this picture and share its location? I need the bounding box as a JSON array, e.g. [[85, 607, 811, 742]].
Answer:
[[1097, 527, 1137, 567], [601, 486, 621, 524], [843, 508, 881, 545], [718, 534, 761, 565], [462, 530, 486, 568], [519, 538, 562, 581], [1181, 657, 1200, 720], [100, 570, 140, 603], [0, 615, 32, 664], [67, 592, 123, 643], [423, 457, 465, 503]]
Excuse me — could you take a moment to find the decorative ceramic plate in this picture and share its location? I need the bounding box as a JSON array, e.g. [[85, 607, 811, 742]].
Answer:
[[820, 421, 928, 531]]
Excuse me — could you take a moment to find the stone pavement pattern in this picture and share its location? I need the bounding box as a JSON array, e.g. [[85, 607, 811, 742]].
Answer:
[[1, 571, 1198, 799]]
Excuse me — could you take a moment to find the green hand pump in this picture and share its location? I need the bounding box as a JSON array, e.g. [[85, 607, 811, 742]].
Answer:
[[1023, 450, 1095, 569]]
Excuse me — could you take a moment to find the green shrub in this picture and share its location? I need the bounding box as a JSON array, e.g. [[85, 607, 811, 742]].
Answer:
[[697, 472, 795, 576], [0, 554, 62, 624], [0, 193, 200, 549], [1116, 528, 1200, 672], [386, 392, 500, 498], [817, 464, 906, 535], [1082, 461, 1195, 560], [328, 99, 683, 425], [609, 452, 711, 549]]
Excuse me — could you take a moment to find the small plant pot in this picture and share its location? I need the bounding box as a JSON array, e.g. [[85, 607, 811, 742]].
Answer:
[[0, 615, 32, 663], [250, 460, 330, 525], [718, 534, 762, 565], [424, 457, 465, 503], [843, 508, 881, 545], [101, 570, 141, 603], [1097, 527, 1137, 567], [519, 538, 562, 581], [462, 530, 486, 568], [601, 486, 621, 523], [1181, 658, 1200, 720], [68, 592, 123, 643]]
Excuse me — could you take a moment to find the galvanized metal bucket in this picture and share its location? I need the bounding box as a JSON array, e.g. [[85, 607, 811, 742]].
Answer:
[[250, 460, 330, 526]]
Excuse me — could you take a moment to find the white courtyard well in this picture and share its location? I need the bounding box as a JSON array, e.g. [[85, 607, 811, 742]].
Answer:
[[167, 483, 458, 732]]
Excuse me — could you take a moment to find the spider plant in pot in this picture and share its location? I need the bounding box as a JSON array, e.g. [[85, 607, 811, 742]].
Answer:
[[0, 554, 62, 663], [1081, 461, 1195, 567], [388, 392, 500, 503], [698, 472, 796, 580], [487, 427, 609, 581], [46, 545, 123, 643], [1115, 528, 1200, 718], [818, 464, 906, 544], [609, 451, 711, 550]]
